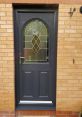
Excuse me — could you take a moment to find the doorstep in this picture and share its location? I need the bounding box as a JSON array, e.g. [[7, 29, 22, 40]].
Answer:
[[0, 111, 79, 117], [16, 110, 79, 117]]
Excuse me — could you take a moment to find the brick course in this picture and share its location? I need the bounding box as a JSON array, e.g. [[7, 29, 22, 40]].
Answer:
[[0, 4, 15, 112], [57, 4, 82, 111], [0, 2, 82, 116], [1, 0, 82, 4]]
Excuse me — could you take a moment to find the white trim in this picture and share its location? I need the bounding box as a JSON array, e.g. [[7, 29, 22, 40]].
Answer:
[[19, 101, 52, 104]]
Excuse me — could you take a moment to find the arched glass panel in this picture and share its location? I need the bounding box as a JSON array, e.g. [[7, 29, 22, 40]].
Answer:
[[23, 19, 48, 62]]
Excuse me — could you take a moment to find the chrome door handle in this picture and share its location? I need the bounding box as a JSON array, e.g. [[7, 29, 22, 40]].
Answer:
[[19, 57, 25, 64], [20, 57, 25, 59]]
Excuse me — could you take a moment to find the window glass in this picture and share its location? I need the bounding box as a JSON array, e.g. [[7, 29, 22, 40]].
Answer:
[[23, 19, 48, 62]]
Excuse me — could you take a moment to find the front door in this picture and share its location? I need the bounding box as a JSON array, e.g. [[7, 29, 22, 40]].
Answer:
[[14, 5, 58, 110]]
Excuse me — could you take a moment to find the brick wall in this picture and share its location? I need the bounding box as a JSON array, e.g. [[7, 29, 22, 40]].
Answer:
[[0, 4, 15, 112], [57, 4, 82, 111], [0, 3, 82, 114]]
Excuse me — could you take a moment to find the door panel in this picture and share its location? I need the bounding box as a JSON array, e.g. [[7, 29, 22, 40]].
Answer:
[[39, 72, 49, 97], [14, 6, 58, 109], [22, 71, 34, 98]]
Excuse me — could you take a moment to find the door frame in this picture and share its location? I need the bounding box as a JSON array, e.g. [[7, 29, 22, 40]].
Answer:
[[13, 4, 58, 110]]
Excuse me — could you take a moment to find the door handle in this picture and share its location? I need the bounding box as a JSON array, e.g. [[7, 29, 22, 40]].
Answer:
[[19, 57, 25, 64], [20, 56, 25, 59], [25, 72, 31, 74]]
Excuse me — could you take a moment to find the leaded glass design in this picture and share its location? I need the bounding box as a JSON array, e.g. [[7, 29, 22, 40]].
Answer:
[[23, 19, 48, 62], [32, 34, 40, 53]]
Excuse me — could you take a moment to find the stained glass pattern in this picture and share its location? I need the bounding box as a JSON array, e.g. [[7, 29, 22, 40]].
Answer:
[[23, 19, 48, 62]]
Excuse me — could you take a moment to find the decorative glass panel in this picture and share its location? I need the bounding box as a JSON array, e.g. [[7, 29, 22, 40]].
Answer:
[[23, 19, 48, 62]]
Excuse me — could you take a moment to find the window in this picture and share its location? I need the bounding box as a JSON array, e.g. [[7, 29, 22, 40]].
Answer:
[[23, 19, 48, 62]]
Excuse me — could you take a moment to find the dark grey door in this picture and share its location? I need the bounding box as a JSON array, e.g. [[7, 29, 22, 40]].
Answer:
[[14, 6, 57, 109]]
